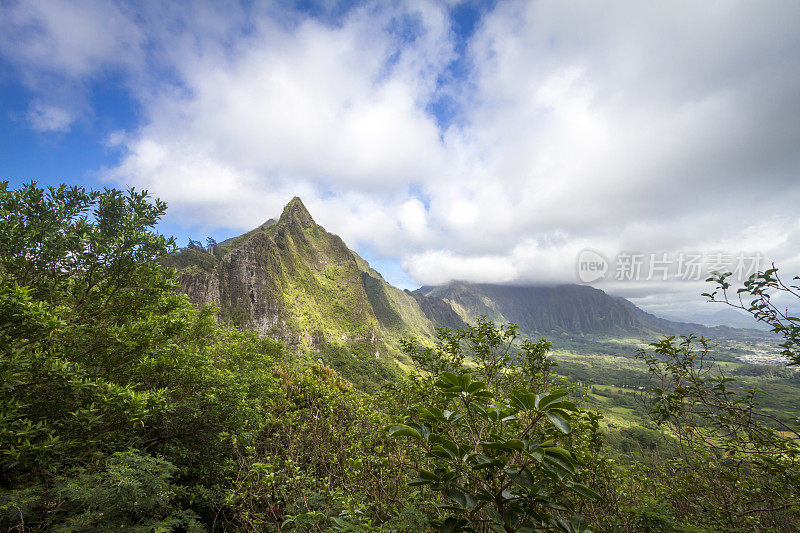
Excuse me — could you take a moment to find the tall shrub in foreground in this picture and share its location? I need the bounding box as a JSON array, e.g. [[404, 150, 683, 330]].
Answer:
[[0, 183, 286, 529], [624, 265, 800, 531], [390, 319, 605, 532]]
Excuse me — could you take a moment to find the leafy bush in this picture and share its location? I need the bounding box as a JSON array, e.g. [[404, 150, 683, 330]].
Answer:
[[631, 335, 800, 530], [390, 319, 605, 532], [1, 450, 202, 531]]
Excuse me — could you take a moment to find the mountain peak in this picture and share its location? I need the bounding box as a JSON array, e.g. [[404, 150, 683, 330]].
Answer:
[[279, 197, 316, 229]]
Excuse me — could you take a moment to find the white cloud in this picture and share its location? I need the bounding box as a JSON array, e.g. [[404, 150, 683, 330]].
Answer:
[[3, 0, 800, 314], [27, 101, 73, 132], [404, 250, 518, 285], [103, 3, 454, 224], [398, 198, 431, 244], [0, 0, 144, 78]]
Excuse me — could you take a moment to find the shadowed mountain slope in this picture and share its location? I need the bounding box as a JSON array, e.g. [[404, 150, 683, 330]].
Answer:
[[416, 281, 747, 339]]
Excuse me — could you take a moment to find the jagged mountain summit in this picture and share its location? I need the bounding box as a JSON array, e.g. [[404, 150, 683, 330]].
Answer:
[[164, 197, 463, 386]]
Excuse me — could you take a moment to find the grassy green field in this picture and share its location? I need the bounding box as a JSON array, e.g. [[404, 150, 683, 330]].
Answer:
[[547, 336, 800, 458]]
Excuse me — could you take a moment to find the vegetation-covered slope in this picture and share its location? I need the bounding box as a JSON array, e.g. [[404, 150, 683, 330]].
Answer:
[[418, 280, 759, 340], [168, 199, 774, 385], [353, 250, 466, 343], [417, 282, 649, 336], [164, 198, 463, 387]]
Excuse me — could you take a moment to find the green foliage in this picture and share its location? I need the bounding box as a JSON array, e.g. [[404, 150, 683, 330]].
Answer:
[[603, 425, 675, 458], [163, 246, 218, 272], [705, 266, 800, 365], [317, 341, 402, 393], [391, 318, 605, 532], [633, 334, 800, 530], [4, 181, 799, 533], [215, 360, 417, 532], [1, 450, 202, 531], [1, 183, 183, 477], [0, 184, 280, 528], [0, 181, 421, 531]]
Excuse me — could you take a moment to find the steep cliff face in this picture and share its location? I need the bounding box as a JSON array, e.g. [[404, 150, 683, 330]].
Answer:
[[167, 198, 386, 350], [164, 198, 467, 388], [417, 281, 659, 336], [415, 281, 739, 339]]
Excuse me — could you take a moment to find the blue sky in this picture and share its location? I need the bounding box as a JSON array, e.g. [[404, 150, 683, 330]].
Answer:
[[2, 0, 800, 316], [1, 75, 139, 185]]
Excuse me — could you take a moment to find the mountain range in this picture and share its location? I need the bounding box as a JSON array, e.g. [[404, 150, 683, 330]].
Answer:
[[655, 308, 773, 331], [165, 197, 764, 384]]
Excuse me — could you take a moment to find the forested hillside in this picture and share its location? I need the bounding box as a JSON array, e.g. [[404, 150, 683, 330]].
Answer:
[[2, 183, 800, 532], [164, 198, 464, 389]]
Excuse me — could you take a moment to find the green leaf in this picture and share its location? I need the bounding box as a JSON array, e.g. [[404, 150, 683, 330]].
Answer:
[[440, 469, 460, 483], [431, 445, 457, 460], [509, 467, 534, 489], [545, 409, 571, 434], [569, 515, 592, 533], [446, 487, 478, 509], [470, 453, 502, 469], [544, 400, 577, 412], [440, 372, 462, 387], [419, 407, 444, 420], [419, 468, 439, 481], [473, 389, 494, 400], [543, 447, 576, 475], [466, 380, 487, 394], [387, 425, 421, 440], [505, 438, 525, 451], [566, 481, 600, 501], [536, 390, 569, 411], [510, 391, 537, 411], [441, 517, 469, 533]]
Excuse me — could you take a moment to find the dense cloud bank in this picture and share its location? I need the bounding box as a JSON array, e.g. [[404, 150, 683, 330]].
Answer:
[[2, 0, 799, 313]]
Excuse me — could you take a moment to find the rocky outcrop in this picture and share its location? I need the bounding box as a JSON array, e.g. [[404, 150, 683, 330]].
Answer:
[[165, 198, 458, 362]]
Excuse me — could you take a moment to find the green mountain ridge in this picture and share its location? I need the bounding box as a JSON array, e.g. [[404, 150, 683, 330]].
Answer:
[[164, 197, 464, 385], [417, 280, 763, 338], [168, 198, 772, 384], [417, 282, 649, 336]]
